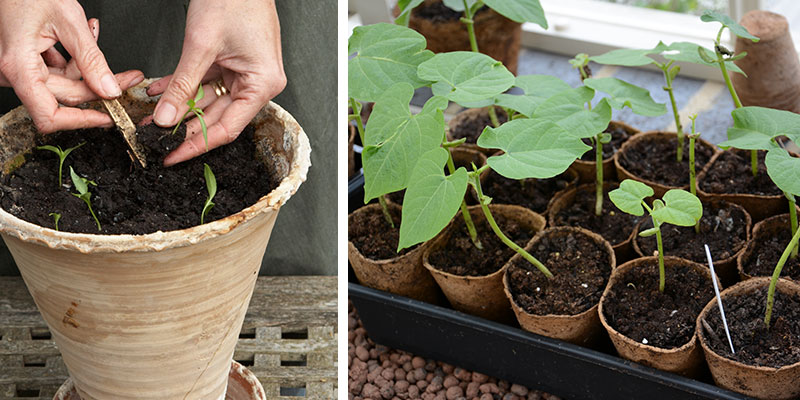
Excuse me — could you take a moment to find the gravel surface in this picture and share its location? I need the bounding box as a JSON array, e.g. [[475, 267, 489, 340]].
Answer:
[[348, 302, 563, 400]]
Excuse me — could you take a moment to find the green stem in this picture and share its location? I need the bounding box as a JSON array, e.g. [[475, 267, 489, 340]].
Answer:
[[789, 193, 798, 259], [487, 106, 500, 128], [655, 221, 665, 293], [750, 150, 758, 177], [447, 148, 482, 250], [661, 64, 683, 162], [461, 0, 479, 53], [765, 222, 800, 328], [595, 136, 603, 217], [377, 195, 395, 229], [349, 98, 366, 144], [689, 136, 700, 234], [87, 203, 101, 232], [474, 176, 553, 278]]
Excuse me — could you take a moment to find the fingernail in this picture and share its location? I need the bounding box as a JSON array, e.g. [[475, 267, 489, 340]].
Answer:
[[131, 74, 145, 87], [155, 103, 177, 126], [101, 74, 121, 97]]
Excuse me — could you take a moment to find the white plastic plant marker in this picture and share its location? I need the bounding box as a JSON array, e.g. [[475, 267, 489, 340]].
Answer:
[[704, 244, 735, 354]]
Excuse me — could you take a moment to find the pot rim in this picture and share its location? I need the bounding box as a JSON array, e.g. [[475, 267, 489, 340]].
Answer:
[[347, 202, 429, 265], [571, 119, 641, 166], [0, 79, 311, 253], [695, 149, 785, 200], [737, 212, 800, 280]]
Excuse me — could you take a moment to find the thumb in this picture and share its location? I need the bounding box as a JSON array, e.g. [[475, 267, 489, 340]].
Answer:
[[57, 16, 120, 99], [154, 44, 215, 127]]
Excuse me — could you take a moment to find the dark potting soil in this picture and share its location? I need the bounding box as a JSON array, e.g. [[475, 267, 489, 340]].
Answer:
[[579, 123, 634, 161], [482, 170, 574, 214], [702, 285, 800, 368], [553, 188, 640, 246], [449, 108, 508, 144], [0, 123, 277, 235], [699, 149, 782, 196], [349, 205, 417, 260], [413, 2, 490, 23], [636, 201, 749, 263], [429, 212, 534, 277], [602, 262, 713, 349], [741, 219, 800, 280], [617, 134, 714, 187], [507, 230, 611, 315]]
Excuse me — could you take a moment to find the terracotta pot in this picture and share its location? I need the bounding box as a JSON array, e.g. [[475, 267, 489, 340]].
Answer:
[[348, 203, 440, 303], [503, 226, 615, 345], [547, 182, 638, 263], [696, 277, 800, 399], [731, 10, 800, 113], [446, 107, 507, 156], [632, 199, 752, 286], [614, 131, 718, 198], [407, 0, 522, 74], [569, 120, 640, 184], [737, 212, 800, 281], [598, 257, 716, 377], [696, 149, 786, 222], [423, 204, 546, 323], [0, 80, 310, 399], [53, 361, 266, 400]]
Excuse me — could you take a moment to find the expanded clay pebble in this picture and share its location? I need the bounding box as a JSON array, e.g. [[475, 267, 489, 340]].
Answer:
[[348, 302, 563, 400]]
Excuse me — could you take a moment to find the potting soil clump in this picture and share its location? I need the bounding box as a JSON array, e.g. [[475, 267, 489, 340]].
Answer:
[[0, 124, 278, 234]]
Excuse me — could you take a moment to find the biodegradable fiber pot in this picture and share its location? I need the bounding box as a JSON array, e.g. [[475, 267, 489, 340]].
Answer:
[[696, 278, 800, 400], [737, 212, 800, 281], [503, 226, 615, 345], [598, 257, 715, 377], [348, 202, 440, 303], [0, 80, 310, 400], [407, 0, 522, 74], [423, 204, 546, 323], [568, 120, 640, 184]]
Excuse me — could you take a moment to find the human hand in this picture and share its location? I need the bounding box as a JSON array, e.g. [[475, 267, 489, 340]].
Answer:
[[147, 0, 286, 167], [0, 0, 144, 133]]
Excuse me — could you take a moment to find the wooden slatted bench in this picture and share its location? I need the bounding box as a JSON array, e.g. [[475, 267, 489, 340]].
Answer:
[[0, 276, 337, 399]]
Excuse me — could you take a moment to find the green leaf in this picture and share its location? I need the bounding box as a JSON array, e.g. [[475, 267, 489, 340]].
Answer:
[[441, 0, 478, 11], [639, 227, 659, 237], [348, 23, 434, 102], [69, 166, 88, 195], [651, 189, 703, 227], [194, 84, 204, 104], [362, 84, 446, 201], [721, 106, 800, 150], [584, 77, 666, 117], [478, 119, 590, 179], [533, 87, 612, 139], [398, 148, 468, 250], [37, 145, 63, 156], [609, 179, 654, 216], [395, 0, 424, 26], [483, 0, 547, 28], [493, 75, 571, 117], [202, 163, 217, 225], [662, 42, 744, 74], [700, 10, 760, 42], [418, 51, 515, 106], [766, 148, 800, 197], [589, 42, 667, 67]]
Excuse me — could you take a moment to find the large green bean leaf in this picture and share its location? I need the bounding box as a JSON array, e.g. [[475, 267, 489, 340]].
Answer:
[[418, 52, 515, 106]]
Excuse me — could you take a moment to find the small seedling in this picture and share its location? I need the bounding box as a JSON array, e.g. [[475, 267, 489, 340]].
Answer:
[[765, 220, 800, 328], [201, 163, 217, 225], [687, 114, 701, 233], [37, 142, 85, 188], [69, 167, 101, 231], [609, 179, 703, 292], [49, 212, 61, 231], [172, 84, 209, 151]]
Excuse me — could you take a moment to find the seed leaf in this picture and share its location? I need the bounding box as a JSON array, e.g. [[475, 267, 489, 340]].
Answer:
[[700, 10, 760, 42], [483, 0, 547, 28], [362, 84, 446, 201], [639, 227, 659, 237], [201, 163, 217, 225], [584, 77, 666, 117], [395, 0, 424, 25], [398, 148, 468, 251], [418, 51, 515, 106], [651, 189, 703, 227], [721, 106, 800, 150], [766, 148, 800, 197], [70, 167, 88, 195], [609, 179, 654, 216], [478, 119, 590, 179], [349, 23, 434, 102], [533, 87, 612, 139]]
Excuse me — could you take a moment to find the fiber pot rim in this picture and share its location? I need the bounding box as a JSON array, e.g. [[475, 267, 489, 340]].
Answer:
[[0, 79, 311, 253], [348, 202, 428, 265]]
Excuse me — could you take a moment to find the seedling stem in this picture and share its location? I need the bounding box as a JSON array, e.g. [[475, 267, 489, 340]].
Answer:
[[69, 167, 101, 231], [688, 114, 700, 233], [765, 223, 800, 328], [789, 193, 798, 259], [49, 212, 61, 231], [172, 84, 209, 152], [461, 0, 480, 53], [37, 142, 85, 188], [595, 136, 604, 216], [447, 150, 482, 249], [655, 60, 684, 161], [201, 163, 217, 225]]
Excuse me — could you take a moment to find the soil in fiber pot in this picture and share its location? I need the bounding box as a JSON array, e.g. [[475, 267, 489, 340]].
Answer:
[[700, 149, 782, 196], [741, 221, 800, 280], [0, 123, 277, 234], [636, 202, 748, 262], [449, 108, 508, 145], [579, 123, 634, 161], [482, 170, 574, 214], [506, 231, 611, 316], [619, 135, 713, 187], [429, 212, 533, 276], [553, 188, 640, 246], [412, 1, 491, 23], [703, 286, 800, 368], [603, 262, 713, 348], [350, 206, 418, 260]]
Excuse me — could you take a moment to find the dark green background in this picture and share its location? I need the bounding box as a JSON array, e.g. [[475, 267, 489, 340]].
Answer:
[[0, 0, 337, 276]]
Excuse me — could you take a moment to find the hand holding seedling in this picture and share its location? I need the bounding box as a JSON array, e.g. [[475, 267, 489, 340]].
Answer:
[[0, 4, 144, 133], [609, 179, 702, 292], [147, 0, 285, 167]]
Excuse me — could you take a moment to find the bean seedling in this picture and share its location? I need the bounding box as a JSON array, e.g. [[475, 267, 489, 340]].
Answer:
[[49, 212, 61, 231], [69, 167, 101, 231], [609, 179, 703, 292], [172, 84, 209, 151], [201, 163, 216, 225], [36, 142, 85, 188]]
